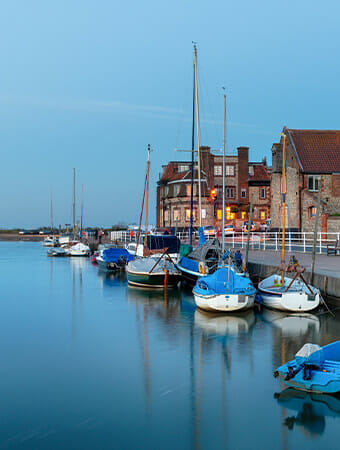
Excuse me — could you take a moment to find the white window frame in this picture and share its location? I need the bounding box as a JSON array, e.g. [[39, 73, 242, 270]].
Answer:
[[214, 165, 222, 176], [260, 188, 266, 199], [308, 175, 321, 192], [226, 165, 235, 176]]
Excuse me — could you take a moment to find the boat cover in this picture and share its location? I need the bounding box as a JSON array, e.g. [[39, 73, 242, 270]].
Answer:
[[186, 239, 220, 262], [195, 267, 256, 295], [178, 256, 199, 273], [147, 235, 180, 254], [102, 248, 134, 263]]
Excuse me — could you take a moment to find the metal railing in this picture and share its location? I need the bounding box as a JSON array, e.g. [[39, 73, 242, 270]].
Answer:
[[110, 230, 340, 255]]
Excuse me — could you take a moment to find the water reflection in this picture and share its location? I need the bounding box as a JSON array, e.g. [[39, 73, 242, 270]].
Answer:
[[275, 388, 340, 438], [97, 268, 127, 289], [261, 310, 320, 337], [194, 309, 256, 336]]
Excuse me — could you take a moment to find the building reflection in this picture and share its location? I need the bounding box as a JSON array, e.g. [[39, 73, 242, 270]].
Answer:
[[275, 388, 340, 438]]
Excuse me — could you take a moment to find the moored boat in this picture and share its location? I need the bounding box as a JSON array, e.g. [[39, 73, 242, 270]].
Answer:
[[193, 267, 256, 312], [274, 341, 340, 394], [67, 242, 91, 257], [127, 254, 181, 288], [97, 247, 134, 271]]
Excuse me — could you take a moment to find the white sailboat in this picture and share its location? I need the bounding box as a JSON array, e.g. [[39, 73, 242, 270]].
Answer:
[[193, 90, 256, 312], [258, 133, 320, 312]]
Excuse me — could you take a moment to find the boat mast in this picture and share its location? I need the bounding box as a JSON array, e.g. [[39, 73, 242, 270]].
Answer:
[[80, 184, 83, 237], [190, 46, 196, 246], [194, 45, 202, 227], [280, 133, 286, 286], [144, 144, 151, 248], [73, 168, 76, 240], [222, 91, 226, 262], [50, 190, 54, 235]]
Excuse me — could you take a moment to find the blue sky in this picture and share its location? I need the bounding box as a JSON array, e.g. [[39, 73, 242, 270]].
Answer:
[[1, 0, 339, 227]]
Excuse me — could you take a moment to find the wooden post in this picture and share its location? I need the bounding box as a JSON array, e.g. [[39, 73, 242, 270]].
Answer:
[[311, 186, 321, 286]]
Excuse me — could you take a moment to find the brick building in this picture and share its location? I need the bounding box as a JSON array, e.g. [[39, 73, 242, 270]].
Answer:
[[156, 146, 271, 230], [271, 127, 340, 232]]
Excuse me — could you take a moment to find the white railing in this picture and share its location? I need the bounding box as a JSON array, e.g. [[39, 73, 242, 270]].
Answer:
[[110, 230, 340, 254]]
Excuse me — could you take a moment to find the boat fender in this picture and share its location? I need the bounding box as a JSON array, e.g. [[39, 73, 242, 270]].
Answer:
[[273, 371, 279, 378], [199, 262, 207, 275]]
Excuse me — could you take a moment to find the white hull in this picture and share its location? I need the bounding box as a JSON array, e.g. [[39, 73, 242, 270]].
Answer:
[[258, 274, 320, 312], [67, 251, 90, 257], [194, 292, 255, 312]]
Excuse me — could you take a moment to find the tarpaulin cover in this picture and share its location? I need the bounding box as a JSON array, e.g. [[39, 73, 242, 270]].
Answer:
[[195, 267, 256, 295], [102, 248, 134, 263], [187, 239, 220, 262], [180, 244, 193, 257], [147, 235, 180, 254], [178, 256, 199, 273]]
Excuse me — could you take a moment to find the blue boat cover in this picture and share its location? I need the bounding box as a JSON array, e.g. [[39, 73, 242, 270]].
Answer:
[[102, 248, 134, 263], [199, 227, 206, 245], [194, 267, 256, 295], [147, 235, 180, 253], [178, 256, 199, 273]]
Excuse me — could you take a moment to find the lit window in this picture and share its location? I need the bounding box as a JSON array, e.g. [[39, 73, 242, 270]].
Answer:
[[217, 209, 222, 220], [226, 165, 235, 176], [309, 206, 317, 218], [241, 211, 246, 219], [173, 209, 180, 222], [160, 209, 163, 224], [186, 184, 197, 196], [261, 211, 266, 220], [241, 189, 246, 199], [214, 165, 222, 176], [225, 207, 235, 220], [308, 175, 321, 192], [260, 188, 266, 199], [186, 209, 196, 222]]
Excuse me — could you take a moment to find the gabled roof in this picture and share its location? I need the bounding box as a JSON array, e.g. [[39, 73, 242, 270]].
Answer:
[[158, 163, 190, 184], [287, 128, 340, 173]]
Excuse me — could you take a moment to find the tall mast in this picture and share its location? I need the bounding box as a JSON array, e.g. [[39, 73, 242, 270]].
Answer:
[[80, 184, 83, 236], [189, 45, 196, 246], [50, 190, 54, 235], [73, 168, 76, 240], [222, 92, 226, 260], [144, 144, 151, 248], [280, 133, 286, 286], [194, 45, 202, 227]]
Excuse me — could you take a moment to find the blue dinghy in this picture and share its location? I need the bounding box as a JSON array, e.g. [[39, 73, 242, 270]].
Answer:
[[275, 341, 340, 394]]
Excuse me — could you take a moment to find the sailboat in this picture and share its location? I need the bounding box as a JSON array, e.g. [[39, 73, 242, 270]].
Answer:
[[127, 145, 181, 288], [258, 133, 320, 312], [43, 191, 59, 247], [192, 92, 256, 312]]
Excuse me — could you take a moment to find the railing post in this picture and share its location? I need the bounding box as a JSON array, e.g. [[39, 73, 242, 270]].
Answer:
[[241, 232, 244, 249], [263, 232, 266, 250], [319, 232, 322, 254], [275, 232, 278, 251], [303, 232, 306, 253], [232, 232, 234, 248]]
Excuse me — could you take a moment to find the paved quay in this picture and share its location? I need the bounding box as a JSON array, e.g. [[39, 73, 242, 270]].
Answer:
[[247, 249, 340, 299]]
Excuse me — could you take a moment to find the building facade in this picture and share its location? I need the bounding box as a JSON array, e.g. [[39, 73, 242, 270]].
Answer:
[[156, 146, 271, 230], [271, 127, 340, 232]]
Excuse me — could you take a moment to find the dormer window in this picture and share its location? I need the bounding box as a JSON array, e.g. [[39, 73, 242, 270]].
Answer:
[[249, 166, 254, 176], [178, 164, 189, 173]]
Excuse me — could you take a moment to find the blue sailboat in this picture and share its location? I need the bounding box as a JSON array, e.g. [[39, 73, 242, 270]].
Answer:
[[274, 341, 340, 394]]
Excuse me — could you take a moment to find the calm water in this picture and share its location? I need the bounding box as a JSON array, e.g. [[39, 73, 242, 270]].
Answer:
[[1, 242, 340, 449]]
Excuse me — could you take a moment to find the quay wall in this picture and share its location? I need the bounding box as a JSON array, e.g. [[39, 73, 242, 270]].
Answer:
[[248, 261, 340, 300]]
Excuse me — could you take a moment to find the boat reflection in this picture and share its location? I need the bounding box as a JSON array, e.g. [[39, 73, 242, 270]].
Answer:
[[194, 309, 256, 337], [69, 256, 89, 271], [275, 388, 340, 438], [127, 286, 181, 317], [97, 268, 127, 288], [261, 309, 320, 337]]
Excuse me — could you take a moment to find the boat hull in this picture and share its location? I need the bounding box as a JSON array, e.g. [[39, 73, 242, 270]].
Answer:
[[97, 257, 124, 272], [194, 292, 255, 312], [127, 270, 180, 288]]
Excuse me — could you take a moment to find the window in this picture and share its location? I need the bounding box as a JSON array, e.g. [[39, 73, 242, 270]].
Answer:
[[260, 188, 266, 199], [260, 211, 266, 220], [309, 206, 317, 218], [226, 187, 235, 198], [186, 184, 197, 196], [164, 186, 169, 197], [241, 189, 246, 199], [173, 184, 180, 196], [249, 166, 254, 176], [217, 209, 222, 220], [173, 209, 180, 222], [178, 164, 189, 172], [164, 210, 169, 222], [226, 207, 235, 220], [308, 175, 321, 192], [214, 165, 222, 176], [160, 209, 163, 224], [226, 165, 234, 176], [241, 211, 246, 219], [185, 209, 196, 222]]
